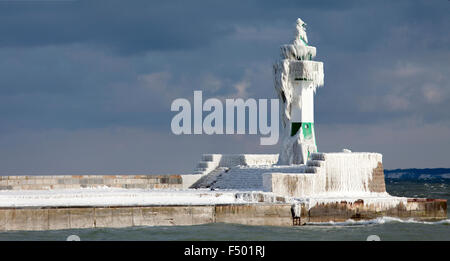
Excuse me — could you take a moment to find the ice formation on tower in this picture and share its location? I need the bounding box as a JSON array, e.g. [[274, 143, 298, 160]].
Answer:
[[274, 18, 324, 165]]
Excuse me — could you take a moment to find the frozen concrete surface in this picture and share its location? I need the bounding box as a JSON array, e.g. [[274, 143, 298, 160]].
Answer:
[[0, 188, 286, 208]]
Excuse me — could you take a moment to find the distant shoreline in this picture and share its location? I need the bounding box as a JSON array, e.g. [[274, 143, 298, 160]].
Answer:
[[384, 168, 450, 180]]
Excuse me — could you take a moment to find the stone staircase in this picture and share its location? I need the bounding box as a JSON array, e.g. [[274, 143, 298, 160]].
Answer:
[[189, 153, 327, 190], [304, 153, 326, 174], [190, 167, 229, 189]]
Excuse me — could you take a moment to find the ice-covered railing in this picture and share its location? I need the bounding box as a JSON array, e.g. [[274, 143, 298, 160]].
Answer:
[[288, 61, 324, 87], [280, 45, 316, 60]]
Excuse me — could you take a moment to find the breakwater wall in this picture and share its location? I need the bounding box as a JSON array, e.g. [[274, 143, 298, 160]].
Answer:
[[0, 175, 191, 190], [293, 198, 447, 224], [0, 204, 293, 231], [0, 199, 446, 231]]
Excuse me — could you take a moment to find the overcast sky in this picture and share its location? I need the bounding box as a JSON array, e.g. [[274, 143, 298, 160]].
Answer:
[[0, 0, 449, 174]]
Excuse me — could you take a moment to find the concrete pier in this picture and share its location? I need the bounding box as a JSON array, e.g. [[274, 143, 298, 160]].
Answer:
[[0, 204, 292, 231], [0, 154, 447, 231]]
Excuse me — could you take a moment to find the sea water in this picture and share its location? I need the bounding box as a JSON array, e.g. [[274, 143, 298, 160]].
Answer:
[[0, 180, 448, 241]]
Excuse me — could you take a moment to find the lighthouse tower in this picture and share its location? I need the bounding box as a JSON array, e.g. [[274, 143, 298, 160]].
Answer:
[[274, 18, 324, 165]]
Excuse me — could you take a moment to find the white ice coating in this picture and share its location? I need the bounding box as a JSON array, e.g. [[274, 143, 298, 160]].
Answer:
[[0, 188, 281, 208], [288, 61, 324, 87], [280, 45, 316, 60], [192, 153, 411, 212], [266, 152, 385, 196], [323, 152, 381, 193], [0, 153, 409, 214], [194, 154, 279, 175], [263, 152, 411, 210], [293, 193, 408, 211], [274, 18, 324, 165], [282, 152, 409, 210], [294, 18, 308, 46], [277, 129, 317, 165]]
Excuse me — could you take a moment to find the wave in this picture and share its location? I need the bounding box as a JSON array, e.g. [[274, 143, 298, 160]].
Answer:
[[305, 216, 450, 226]]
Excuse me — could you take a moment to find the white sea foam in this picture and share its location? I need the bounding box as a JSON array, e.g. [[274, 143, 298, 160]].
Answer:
[[306, 216, 450, 226]]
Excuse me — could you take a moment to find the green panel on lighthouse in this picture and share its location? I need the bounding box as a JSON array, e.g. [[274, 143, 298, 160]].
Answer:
[[291, 122, 314, 139], [302, 122, 313, 140]]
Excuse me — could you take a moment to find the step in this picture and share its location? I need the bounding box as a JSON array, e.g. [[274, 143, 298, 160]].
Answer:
[[304, 166, 318, 173], [310, 153, 325, 161], [306, 160, 323, 167]]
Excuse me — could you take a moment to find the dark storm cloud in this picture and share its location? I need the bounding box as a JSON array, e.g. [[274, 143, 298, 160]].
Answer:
[[0, 0, 367, 54], [0, 0, 233, 53]]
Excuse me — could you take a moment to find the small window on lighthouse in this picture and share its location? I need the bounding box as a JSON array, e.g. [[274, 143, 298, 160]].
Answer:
[[281, 91, 286, 103]]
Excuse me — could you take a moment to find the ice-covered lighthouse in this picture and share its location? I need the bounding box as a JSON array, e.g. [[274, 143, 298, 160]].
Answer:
[[274, 18, 324, 165]]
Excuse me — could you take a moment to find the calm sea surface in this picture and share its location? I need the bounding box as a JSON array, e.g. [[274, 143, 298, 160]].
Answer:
[[0, 180, 449, 241]]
